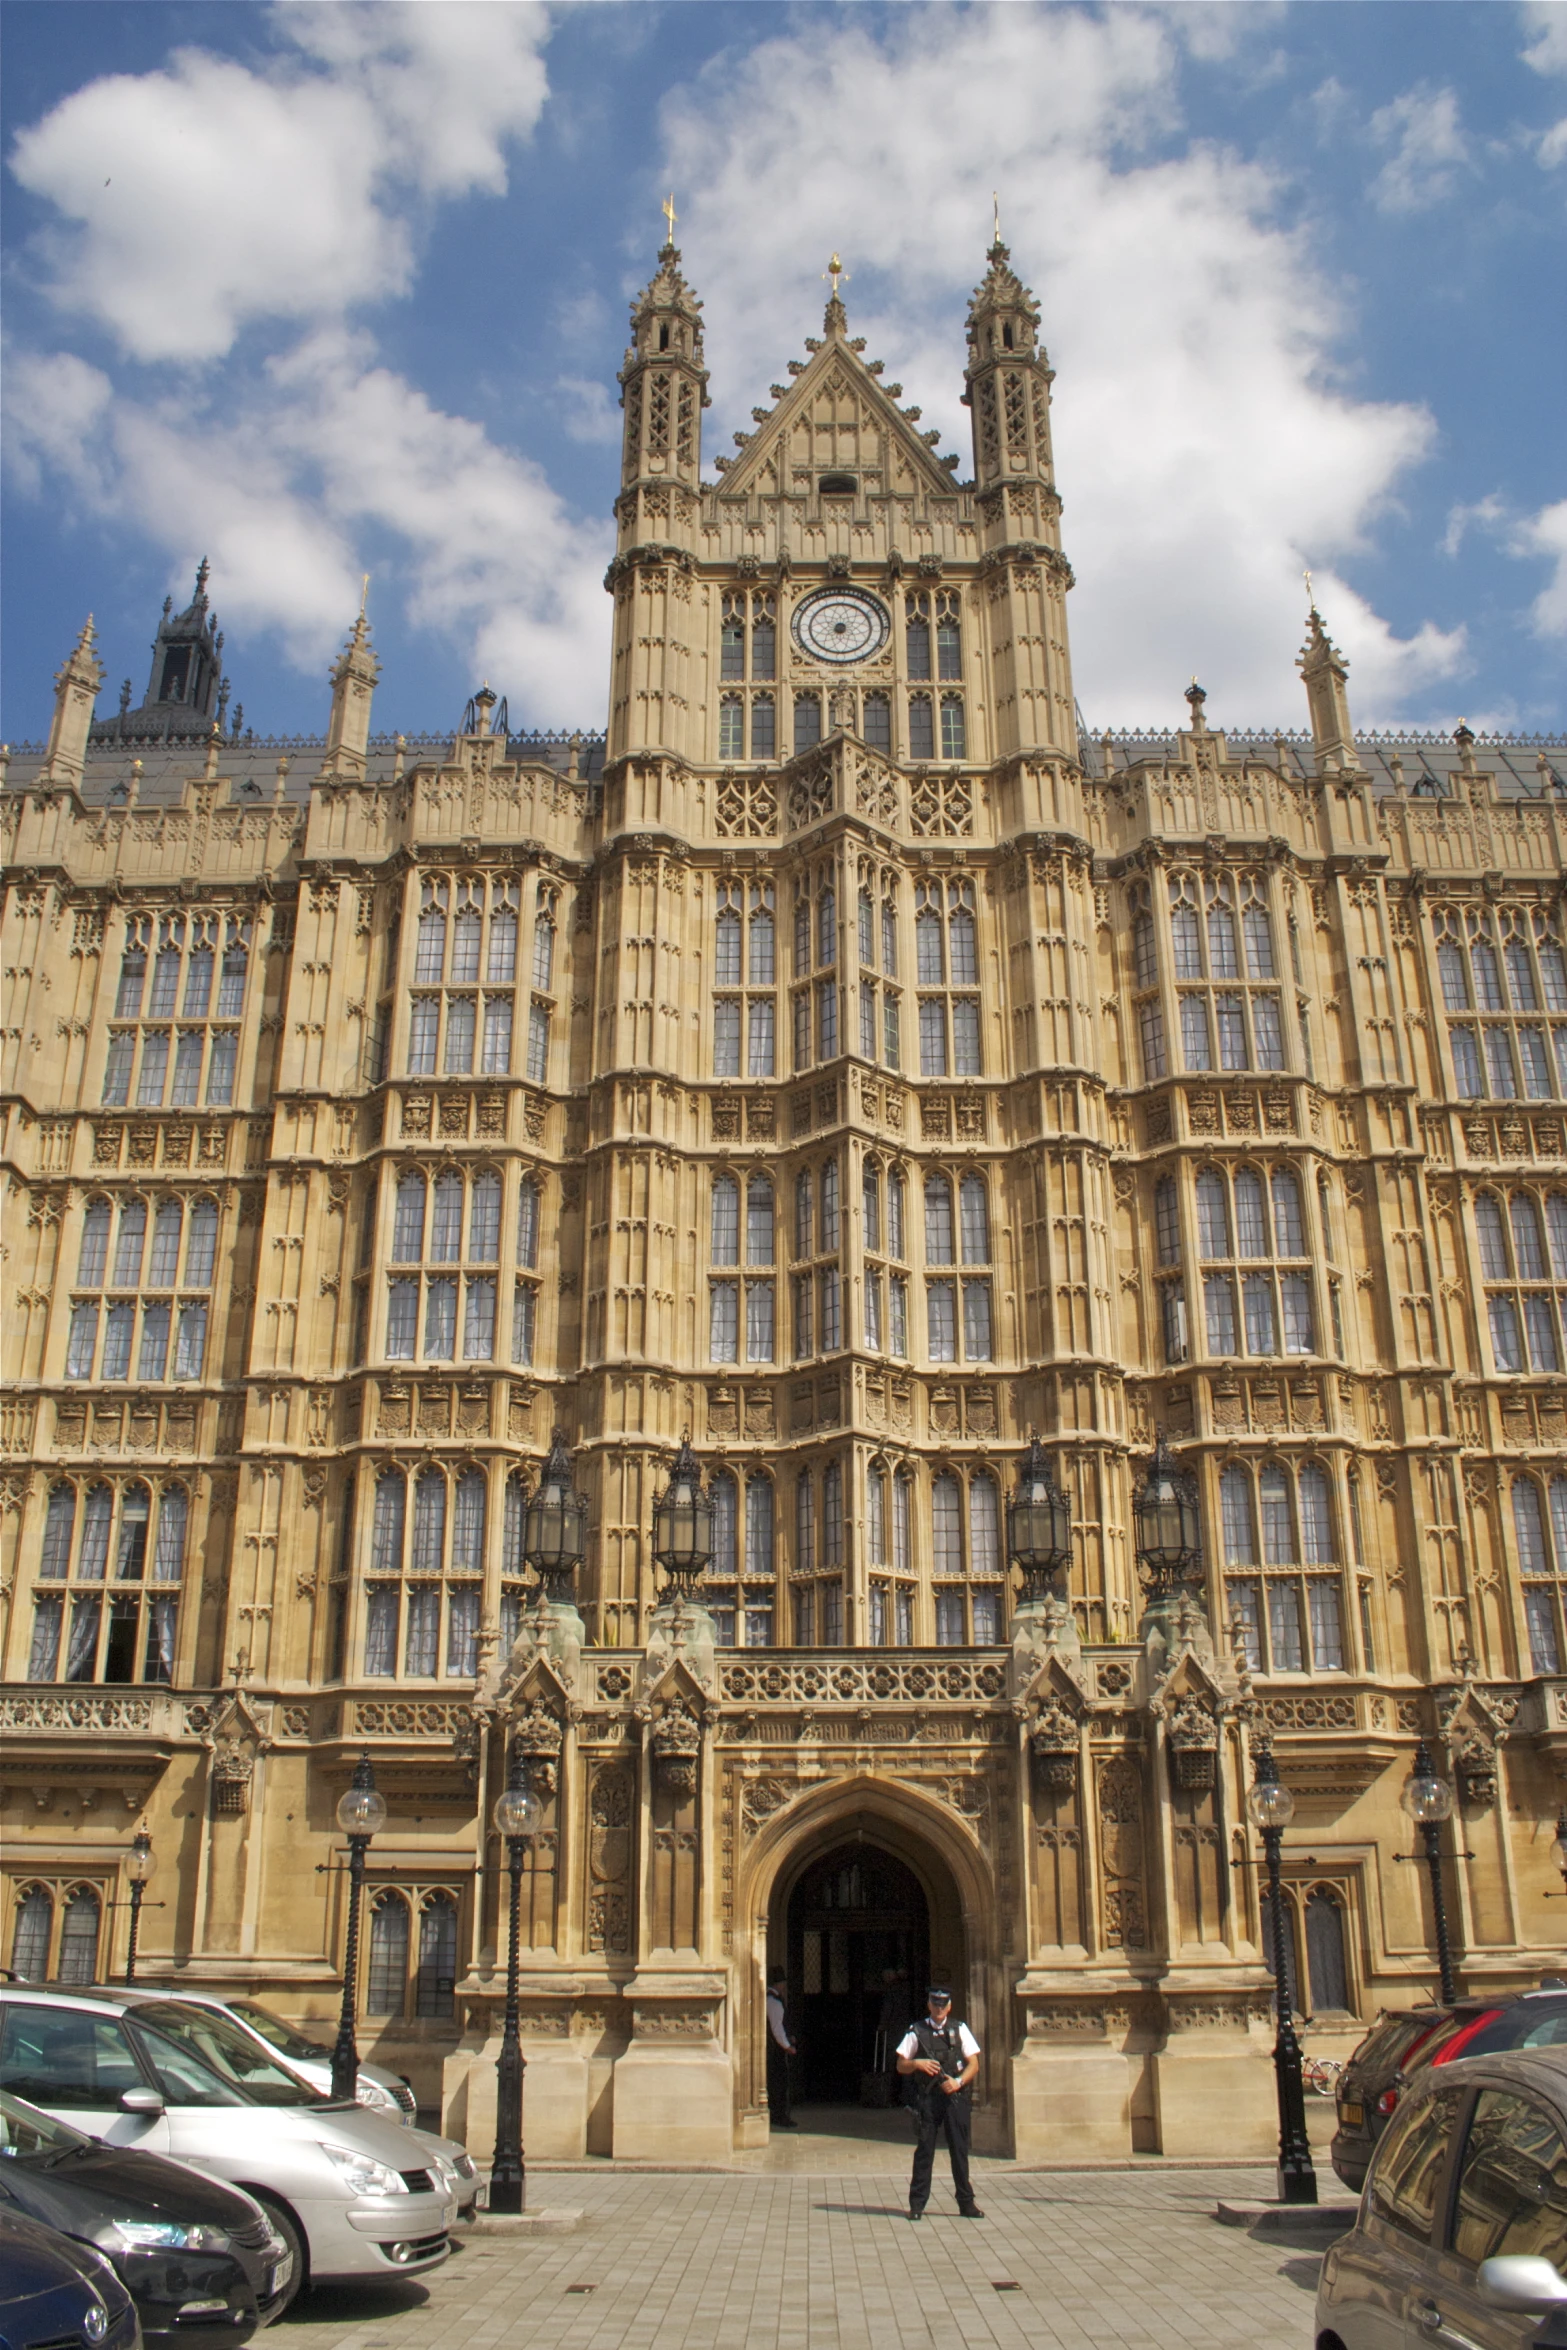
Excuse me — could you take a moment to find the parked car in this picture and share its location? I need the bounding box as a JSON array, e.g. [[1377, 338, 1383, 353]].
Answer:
[[99, 1990, 476, 2217], [0, 1988, 455, 2304], [0, 2205, 141, 2350], [1316, 2047, 1567, 2350], [0, 2089, 289, 2348], [1333, 1992, 1567, 2191], [149, 1994, 416, 2125]]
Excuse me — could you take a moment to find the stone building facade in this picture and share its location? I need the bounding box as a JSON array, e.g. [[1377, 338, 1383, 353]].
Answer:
[[3, 238, 1566, 2163]]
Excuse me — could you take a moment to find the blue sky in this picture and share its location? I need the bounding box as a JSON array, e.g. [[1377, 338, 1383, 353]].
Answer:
[[3, 1, 1564, 745]]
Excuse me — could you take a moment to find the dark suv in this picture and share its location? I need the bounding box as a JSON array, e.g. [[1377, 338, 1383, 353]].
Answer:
[[1333, 1992, 1567, 2191]]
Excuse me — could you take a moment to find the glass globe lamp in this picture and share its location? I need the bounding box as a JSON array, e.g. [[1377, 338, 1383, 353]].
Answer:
[[126, 1829, 157, 1886], [494, 1782, 543, 1841], [1401, 1742, 1454, 1826], [336, 1754, 388, 1839]]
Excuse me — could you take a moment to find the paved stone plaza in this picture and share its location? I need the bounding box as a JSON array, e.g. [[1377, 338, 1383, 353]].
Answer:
[[279, 2135, 1329, 2350]]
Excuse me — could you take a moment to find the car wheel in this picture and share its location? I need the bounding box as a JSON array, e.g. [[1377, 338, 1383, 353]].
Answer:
[[251, 2196, 306, 2319]]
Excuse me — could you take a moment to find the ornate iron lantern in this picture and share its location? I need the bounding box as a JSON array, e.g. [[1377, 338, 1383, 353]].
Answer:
[[1132, 1432, 1203, 1595], [523, 1429, 590, 1602], [650, 1434, 714, 1600], [1007, 1436, 1073, 1604]]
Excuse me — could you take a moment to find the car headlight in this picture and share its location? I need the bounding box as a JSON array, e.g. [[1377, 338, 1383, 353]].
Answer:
[[101, 2222, 233, 2253], [321, 2142, 407, 2197], [356, 2077, 396, 2111]]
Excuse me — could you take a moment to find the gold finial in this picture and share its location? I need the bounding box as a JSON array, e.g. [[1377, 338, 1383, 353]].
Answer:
[[824, 252, 849, 300], [661, 192, 677, 246]]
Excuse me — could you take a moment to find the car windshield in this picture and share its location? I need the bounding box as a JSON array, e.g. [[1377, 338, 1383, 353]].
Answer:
[[227, 2002, 331, 2065], [129, 2004, 326, 2109], [0, 2090, 88, 2161]]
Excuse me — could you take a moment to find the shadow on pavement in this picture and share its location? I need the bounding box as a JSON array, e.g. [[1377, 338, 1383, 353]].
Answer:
[[277, 2279, 434, 2329], [1278, 2255, 1326, 2294]]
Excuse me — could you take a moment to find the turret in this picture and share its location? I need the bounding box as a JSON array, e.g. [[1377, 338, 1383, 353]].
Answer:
[[963, 233, 1054, 494], [1297, 598, 1359, 776], [42, 616, 104, 787], [319, 601, 381, 782], [618, 221, 709, 516], [92, 559, 228, 743]]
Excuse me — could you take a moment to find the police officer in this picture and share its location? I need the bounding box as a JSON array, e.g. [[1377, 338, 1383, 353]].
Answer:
[[895, 1984, 983, 2220]]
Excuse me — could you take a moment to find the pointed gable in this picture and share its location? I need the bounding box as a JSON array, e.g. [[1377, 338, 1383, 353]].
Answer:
[[719, 332, 958, 504]]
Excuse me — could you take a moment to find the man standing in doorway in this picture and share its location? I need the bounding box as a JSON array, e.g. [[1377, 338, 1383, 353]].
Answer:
[[896, 1986, 982, 2220], [765, 1967, 797, 2129]]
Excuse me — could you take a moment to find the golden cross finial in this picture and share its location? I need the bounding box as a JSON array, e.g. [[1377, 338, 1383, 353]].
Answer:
[[661, 192, 677, 245], [824, 252, 849, 300]]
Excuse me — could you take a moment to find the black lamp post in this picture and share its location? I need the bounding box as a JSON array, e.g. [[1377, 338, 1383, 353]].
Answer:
[[1007, 1436, 1073, 1606], [1131, 1431, 1204, 1598], [1248, 1744, 1317, 2206], [650, 1434, 714, 1603], [1402, 1739, 1458, 2005], [124, 1829, 156, 1985], [524, 1429, 590, 1600], [329, 1751, 387, 2101], [1554, 1813, 1567, 1897], [489, 1750, 543, 2215]]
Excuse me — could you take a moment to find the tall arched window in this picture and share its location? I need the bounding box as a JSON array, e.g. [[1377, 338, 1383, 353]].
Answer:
[[1222, 1459, 1343, 1674], [57, 1888, 100, 1986], [469, 1172, 501, 1261], [1196, 1172, 1230, 1258], [11, 1885, 51, 1980], [1304, 1889, 1350, 2012], [1514, 1475, 1566, 1672], [747, 1178, 774, 1266], [452, 1470, 486, 1574], [415, 1892, 458, 2018], [41, 1486, 75, 1579], [517, 1179, 540, 1269], [711, 1175, 739, 1265], [78, 1200, 111, 1286], [431, 1172, 463, 1261], [925, 1178, 954, 1263], [366, 1891, 410, 2015], [372, 1470, 406, 1572], [959, 1175, 989, 1264], [393, 1173, 425, 1261]]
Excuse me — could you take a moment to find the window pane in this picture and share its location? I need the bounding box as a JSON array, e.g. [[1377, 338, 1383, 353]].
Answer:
[[430, 1175, 463, 1261], [411, 1472, 446, 1573], [1268, 1579, 1305, 1671], [408, 997, 439, 1075], [746, 1280, 775, 1362], [962, 1278, 992, 1359], [746, 998, 775, 1077], [79, 1487, 112, 1580], [935, 1591, 965, 1646], [747, 1179, 774, 1265], [1308, 1579, 1344, 1670], [820, 1266, 841, 1348], [1305, 1893, 1349, 2011], [1450, 1023, 1483, 1096], [1488, 1295, 1524, 1372], [889, 1275, 908, 1356], [1155, 1178, 1181, 1266], [481, 996, 513, 1074], [517, 1180, 540, 1268], [1197, 1173, 1230, 1260], [1252, 995, 1285, 1069], [716, 908, 741, 987], [1170, 899, 1202, 978], [416, 907, 446, 982], [66, 1302, 99, 1379], [793, 695, 821, 754], [746, 1477, 774, 1577], [719, 696, 744, 758], [487, 907, 517, 982], [1260, 1465, 1295, 1563], [416, 1895, 459, 2014], [1180, 996, 1212, 1070], [1221, 1466, 1257, 1564], [526, 1003, 550, 1083], [749, 907, 775, 984], [512, 1282, 536, 1365], [1243, 1274, 1277, 1354], [1233, 1171, 1267, 1256], [1216, 994, 1248, 1070], [710, 1281, 738, 1361], [939, 696, 966, 758], [171, 1030, 204, 1104], [1204, 1275, 1237, 1354], [1140, 1002, 1166, 1079], [365, 1589, 399, 1677], [137, 1301, 170, 1380], [959, 1175, 989, 1263], [463, 1276, 496, 1359], [185, 1199, 218, 1286], [424, 1277, 457, 1356], [863, 693, 890, 754], [444, 996, 475, 1073], [1243, 902, 1275, 978], [822, 1160, 840, 1249], [751, 695, 776, 757], [817, 979, 838, 1060], [919, 999, 947, 1075], [860, 979, 877, 1060], [1485, 1025, 1517, 1097], [952, 999, 981, 1074], [102, 1302, 134, 1379], [404, 1586, 440, 1675], [1281, 1274, 1314, 1354], [711, 1175, 739, 1264], [927, 1279, 956, 1361], [908, 694, 934, 760], [714, 1000, 740, 1076], [366, 1896, 409, 2014], [925, 1178, 954, 1263], [469, 1173, 501, 1261]]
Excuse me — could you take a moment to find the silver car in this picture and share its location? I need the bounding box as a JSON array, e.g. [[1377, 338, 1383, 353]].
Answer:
[[103, 1989, 476, 2216], [1316, 2046, 1567, 2349], [0, 1988, 454, 2307]]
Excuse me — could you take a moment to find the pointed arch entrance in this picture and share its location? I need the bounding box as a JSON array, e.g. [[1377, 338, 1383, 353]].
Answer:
[[763, 1796, 972, 2114]]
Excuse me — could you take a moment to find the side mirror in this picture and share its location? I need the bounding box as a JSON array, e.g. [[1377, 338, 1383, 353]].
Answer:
[[119, 2086, 165, 2116], [1478, 2256, 1567, 2312]]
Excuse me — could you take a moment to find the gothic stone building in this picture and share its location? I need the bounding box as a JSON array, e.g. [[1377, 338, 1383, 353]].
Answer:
[[3, 239, 1566, 2164]]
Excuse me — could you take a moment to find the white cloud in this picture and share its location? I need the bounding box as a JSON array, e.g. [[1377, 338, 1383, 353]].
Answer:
[[1510, 498, 1567, 640], [659, 6, 1459, 724], [555, 375, 624, 445], [1368, 84, 1469, 214], [1520, 0, 1567, 164], [7, 4, 550, 364], [1443, 493, 1508, 559], [4, 329, 612, 726]]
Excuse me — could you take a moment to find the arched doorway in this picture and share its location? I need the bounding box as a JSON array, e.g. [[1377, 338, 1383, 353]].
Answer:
[[786, 1842, 927, 2105]]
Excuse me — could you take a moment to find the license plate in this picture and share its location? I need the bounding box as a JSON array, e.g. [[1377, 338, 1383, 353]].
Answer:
[[1338, 2102, 1363, 2128], [265, 2254, 294, 2297]]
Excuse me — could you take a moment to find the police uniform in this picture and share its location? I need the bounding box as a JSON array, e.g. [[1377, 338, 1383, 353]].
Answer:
[[897, 1999, 982, 2218]]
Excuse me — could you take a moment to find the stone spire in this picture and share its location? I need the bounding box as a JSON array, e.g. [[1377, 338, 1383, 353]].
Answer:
[[94, 559, 227, 744], [1297, 594, 1358, 776], [319, 590, 381, 782], [43, 616, 104, 787], [618, 227, 709, 498], [963, 233, 1052, 490]]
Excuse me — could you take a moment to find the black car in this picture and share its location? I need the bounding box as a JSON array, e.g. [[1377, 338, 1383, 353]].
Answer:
[[0, 2205, 141, 2350], [0, 2092, 289, 2349], [1332, 1992, 1567, 2191]]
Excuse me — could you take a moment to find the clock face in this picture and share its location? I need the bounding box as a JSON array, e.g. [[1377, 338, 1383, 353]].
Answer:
[[792, 588, 891, 666]]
